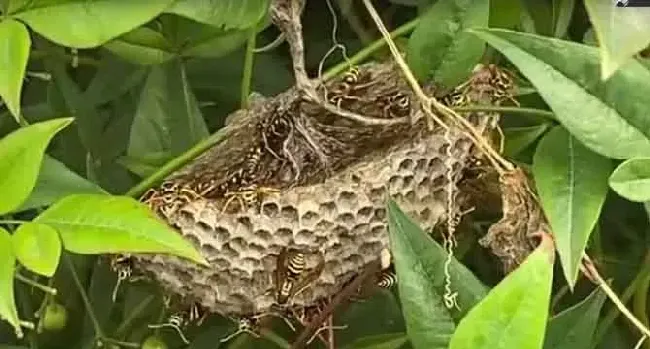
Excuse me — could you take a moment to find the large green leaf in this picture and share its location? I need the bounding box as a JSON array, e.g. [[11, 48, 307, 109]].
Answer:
[[103, 26, 175, 65], [11, 222, 61, 277], [165, 0, 270, 30], [386, 200, 489, 349], [552, 0, 575, 38], [469, 28, 650, 159], [503, 123, 551, 157], [0, 19, 30, 123], [34, 194, 207, 265], [449, 236, 555, 349], [543, 287, 606, 349], [520, 0, 553, 36], [532, 126, 612, 287], [11, 0, 175, 48], [489, 0, 521, 29], [0, 228, 21, 338], [18, 155, 106, 212], [584, 0, 650, 79], [127, 59, 209, 162], [406, 0, 489, 89], [0, 118, 73, 215], [609, 157, 650, 202]]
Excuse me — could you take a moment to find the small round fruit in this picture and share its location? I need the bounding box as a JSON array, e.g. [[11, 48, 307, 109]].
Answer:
[[41, 303, 67, 331], [141, 335, 168, 349]]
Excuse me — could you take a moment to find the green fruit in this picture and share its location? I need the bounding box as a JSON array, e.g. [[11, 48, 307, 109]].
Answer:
[[41, 302, 67, 331], [141, 335, 168, 349]]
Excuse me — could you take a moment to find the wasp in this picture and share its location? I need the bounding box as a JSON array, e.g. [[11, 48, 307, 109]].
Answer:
[[109, 254, 143, 302], [219, 317, 261, 343], [378, 91, 411, 119], [221, 184, 280, 214], [325, 66, 377, 109], [273, 247, 325, 306], [148, 300, 207, 344], [376, 272, 397, 289]]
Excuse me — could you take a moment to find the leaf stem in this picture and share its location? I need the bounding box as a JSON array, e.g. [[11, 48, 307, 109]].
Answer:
[[0, 219, 28, 225], [124, 129, 229, 198], [633, 252, 650, 349], [240, 27, 257, 109], [64, 255, 105, 339], [589, 250, 650, 348], [321, 17, 419, 81], [452, 106, 556, 120], [14, 273, 58, 296]]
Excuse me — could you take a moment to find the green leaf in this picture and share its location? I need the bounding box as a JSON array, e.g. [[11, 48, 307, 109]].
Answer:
[[12, 0, 175, 48], [165, 0, 270, 30], [552, 0, 575, 38], [520, 0, 553, 36], [11, 222, 61, 277], [0, 118, 74, 215], [503, 123, 551, 157], [0, 227, 21, 338], [469, 28, 650, 159], [584, 0, 650, 79], [18, 155, 106, 212], [449, 236, 555, 349], [532, 126, 612, 287], [406, 0, 489, 89], [103, 26, 175, 65], [342, 333, 409, 349], [386, 200, 489, 349], [34, 194, 208, 266], [127, 59, 209, 162], [609, 158, 650, 202], [180, 28, 250, 58], [0, 19, 30, 123], [543, 287, 606, 349], [489, 0, 521, 29]]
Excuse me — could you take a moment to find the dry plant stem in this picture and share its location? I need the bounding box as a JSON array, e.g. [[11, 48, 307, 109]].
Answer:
[[360, 0, 447, 130], [291, 260, 381, 349], [271, 0, 408, 127], [361, 0, 512, 175], [581, 255, 650, 339]]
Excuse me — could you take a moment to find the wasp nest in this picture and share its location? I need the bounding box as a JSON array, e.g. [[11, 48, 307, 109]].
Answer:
[[126, 62, 511, 317]]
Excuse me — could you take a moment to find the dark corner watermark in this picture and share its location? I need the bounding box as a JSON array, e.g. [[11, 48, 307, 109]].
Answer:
[[616, 0, 650, 7]]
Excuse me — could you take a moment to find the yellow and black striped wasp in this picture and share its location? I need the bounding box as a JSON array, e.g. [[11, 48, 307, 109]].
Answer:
[[273, 247, 325, 306]]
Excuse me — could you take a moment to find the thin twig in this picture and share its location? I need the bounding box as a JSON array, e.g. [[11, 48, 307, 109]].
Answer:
[[64, 255, 105, 339], [361, 0, 514, 174], [360, 0, 447, 130], [291, 260, 381, 349], [582, 255, 650, 339], [14, 274, 58, 296], [241, 27, 258, 109]]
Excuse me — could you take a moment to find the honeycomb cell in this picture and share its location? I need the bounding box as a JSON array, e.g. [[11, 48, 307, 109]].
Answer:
[[261, 202, 279, 218], [338, 190, 358, 210], [373, 208, 386, 221], [301, 210, 320, 227], [319, 201, 337, 216], [280, 205, 299, 221], [357, 206, 373, 220], [398, 158, 414, 171], [336, 212, 356, 226], [295, 229, 316, 245]]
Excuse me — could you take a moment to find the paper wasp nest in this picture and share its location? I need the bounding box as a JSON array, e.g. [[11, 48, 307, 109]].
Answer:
[[128, 62, 509, 317]]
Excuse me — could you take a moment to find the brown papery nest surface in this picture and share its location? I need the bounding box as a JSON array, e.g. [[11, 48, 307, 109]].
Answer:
[[118, 62, 532, 321]]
